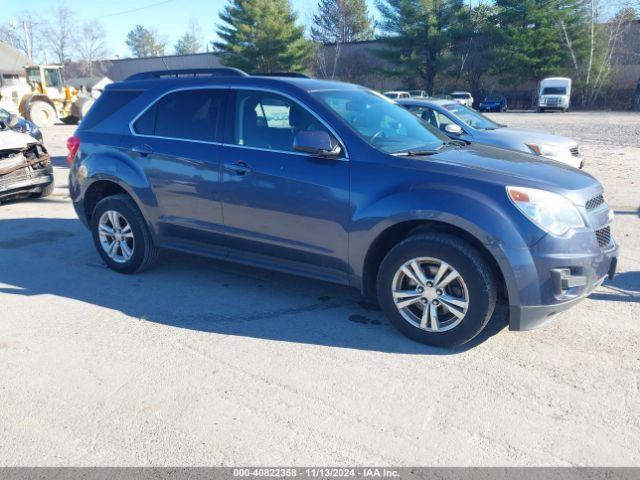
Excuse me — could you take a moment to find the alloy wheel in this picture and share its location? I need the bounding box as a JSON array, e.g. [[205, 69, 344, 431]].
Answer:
[[391, 257, 469, 332], [98, 210, 135, 264]]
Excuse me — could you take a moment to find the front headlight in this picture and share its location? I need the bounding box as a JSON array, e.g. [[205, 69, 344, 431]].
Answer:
[[507, 186, 585, 236], [526, 143, 568, 159]]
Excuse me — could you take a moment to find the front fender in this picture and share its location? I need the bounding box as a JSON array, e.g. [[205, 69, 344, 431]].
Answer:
[[349, 185, 545, 308]]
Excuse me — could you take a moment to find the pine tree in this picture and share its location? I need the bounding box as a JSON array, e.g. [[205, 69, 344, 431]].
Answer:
[[213, 0, 312, 73], [375, 0, 466, 94], [492, 0, 565, 84], [311, 0, 374, 43], [126, 25, 166, 58]]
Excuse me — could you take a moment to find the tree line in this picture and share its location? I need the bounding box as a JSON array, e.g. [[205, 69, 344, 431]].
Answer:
[[211, 0, 639, 108], [2, 0, 638, 107]]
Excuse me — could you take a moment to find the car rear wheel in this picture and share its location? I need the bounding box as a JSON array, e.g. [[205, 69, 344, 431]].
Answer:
[[376, 233, 497, 347], [90, 194, 159, 273]]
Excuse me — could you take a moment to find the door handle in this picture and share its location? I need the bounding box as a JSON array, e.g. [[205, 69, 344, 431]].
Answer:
[[132, 144, 153, 156], [223, 161, 252, 176]]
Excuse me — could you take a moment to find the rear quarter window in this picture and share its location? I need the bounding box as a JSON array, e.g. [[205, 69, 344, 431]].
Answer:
[[79, 90, 143, 130]]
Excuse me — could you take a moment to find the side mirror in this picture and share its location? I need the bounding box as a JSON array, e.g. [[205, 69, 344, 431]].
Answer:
[[293, 130, 342, 158], [444, 123, 463, 135], [7, 113, 20, 127]]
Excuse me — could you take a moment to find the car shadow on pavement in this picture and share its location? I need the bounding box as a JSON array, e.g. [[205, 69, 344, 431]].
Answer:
[[589, 271, 640, 304], [0, 215, 508, 355], [50, 155, 68, 167]]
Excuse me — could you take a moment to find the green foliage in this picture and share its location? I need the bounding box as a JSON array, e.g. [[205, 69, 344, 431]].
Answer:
[[174, 32, 202, 55], [125, 25, 166, 58], [375, 0, 467, 94], [456, 3, 501, 94], [311, 0, 374, 43], [492, 0, 565, 83], [213, 0, 312, 73]]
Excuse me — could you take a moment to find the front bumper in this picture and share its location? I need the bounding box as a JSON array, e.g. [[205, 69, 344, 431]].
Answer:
[[509, 241, 618, 331], [0, 164, 54, 200]]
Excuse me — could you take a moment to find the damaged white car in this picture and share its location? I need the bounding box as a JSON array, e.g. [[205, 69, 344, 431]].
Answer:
[[0, 128, 54, 203]]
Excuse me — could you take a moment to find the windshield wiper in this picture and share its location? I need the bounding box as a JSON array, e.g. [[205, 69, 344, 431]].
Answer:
[[392, 149, 441, 156]]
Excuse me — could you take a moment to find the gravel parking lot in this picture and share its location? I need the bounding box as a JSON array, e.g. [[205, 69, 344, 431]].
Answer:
[[1, 112, 639, 466]]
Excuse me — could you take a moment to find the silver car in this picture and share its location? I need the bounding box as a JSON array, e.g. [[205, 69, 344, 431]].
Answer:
[[398, 99, 584, 169]]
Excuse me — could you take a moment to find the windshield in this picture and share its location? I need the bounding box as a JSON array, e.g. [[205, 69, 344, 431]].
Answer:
[[384, 92, 399, 99], [542, 87, 567, 95], [444, 103, 500, 130], [484, 96, 501, 102], [410, 90, 424, 96], [313, 89, 448, 154], [451, 93, 470, 99]]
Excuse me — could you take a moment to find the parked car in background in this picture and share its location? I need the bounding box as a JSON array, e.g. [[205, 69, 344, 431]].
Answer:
[[409, 90, 429, 99], [398, 98, 583, 169], [538, 77, 572, 112], [432, 93, 453, 100], [68, 68, 617, 347], [384, 91, 411, 99], [451, 91, 474, 107], [0, 127, 53, 203], [0, 107, 43, 142], [479, 95, 508, 113]]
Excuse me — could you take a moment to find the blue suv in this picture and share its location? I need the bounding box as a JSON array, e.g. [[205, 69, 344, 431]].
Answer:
[[68, 69, 618, 347]]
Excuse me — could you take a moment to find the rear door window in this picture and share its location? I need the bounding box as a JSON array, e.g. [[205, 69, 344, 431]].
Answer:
[[133, 89, 226, 142]]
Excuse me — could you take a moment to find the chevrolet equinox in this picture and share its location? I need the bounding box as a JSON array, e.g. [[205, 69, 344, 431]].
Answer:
[[68, 69, 618, 347]]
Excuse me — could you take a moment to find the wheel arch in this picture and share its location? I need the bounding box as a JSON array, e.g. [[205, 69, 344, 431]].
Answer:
[[81, 177, 158, 240], [360, 219, 512, 307]]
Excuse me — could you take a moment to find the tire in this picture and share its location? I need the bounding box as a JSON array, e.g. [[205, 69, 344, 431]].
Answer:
[[90, 194, 159, 274], [376, 233, 497, 347], [71, 97, 95, 122], [32, 181, 54, 198], [27, 101, 57, 127]]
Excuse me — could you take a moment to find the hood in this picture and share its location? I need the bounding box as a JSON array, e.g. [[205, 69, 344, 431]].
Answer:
[[0, 129, 38, 151], [416, 144, 599, 203], [481, 127, 577, 148]]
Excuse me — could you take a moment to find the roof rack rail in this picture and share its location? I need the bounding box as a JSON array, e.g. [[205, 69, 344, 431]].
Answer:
[[254, 72, 310, 78], [125, 68, 249, 81]]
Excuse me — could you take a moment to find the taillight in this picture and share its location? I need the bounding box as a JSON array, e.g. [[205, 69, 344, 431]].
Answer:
[[67, 135, 80, 165]]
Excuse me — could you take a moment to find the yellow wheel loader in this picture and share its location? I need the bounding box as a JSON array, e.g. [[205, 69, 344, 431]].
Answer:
[[0, 65, 94, 127]]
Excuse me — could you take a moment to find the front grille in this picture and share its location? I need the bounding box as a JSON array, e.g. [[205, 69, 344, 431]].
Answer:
[[585, 194, 605, 211], [570, 146, 580, 157], [0, 168, 30, 187], [595, 226, 612, 248]]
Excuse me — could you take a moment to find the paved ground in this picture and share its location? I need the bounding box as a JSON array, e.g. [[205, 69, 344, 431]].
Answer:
[[0, 112, 639, 466]]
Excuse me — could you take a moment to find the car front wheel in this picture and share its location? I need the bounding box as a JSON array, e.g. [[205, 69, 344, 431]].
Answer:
[[377, 233, 497, 347], [90, 194, 159, 273]]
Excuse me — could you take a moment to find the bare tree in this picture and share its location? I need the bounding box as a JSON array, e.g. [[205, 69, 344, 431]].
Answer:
[[41, 2, 77, 65], [311, 0, 374, 79], [0, 13, 42, 61], [78, 21, 109, 76], [557, 0, 637, 106]]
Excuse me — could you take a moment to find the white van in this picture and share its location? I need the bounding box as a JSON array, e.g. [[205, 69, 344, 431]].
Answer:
[[538, 77, 572, 112]]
